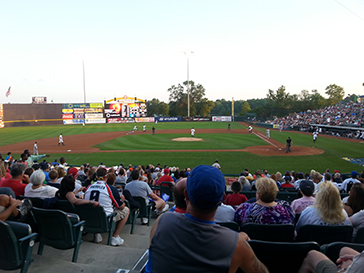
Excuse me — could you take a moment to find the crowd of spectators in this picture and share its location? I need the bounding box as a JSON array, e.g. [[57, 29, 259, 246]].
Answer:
[[1, 149, 364, 271], [268, 100, 364, 138]]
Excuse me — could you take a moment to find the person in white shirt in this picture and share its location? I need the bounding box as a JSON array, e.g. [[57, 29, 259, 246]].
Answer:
[[58, 133, 65, 146], [190, 127, 195, 137], [143, 124, 146, 132], [340, 171, 361, 193], [212, 159, 221, 170], [33, 142, 39, 155], [266, 129, 270, 138], [24, 170, 58, 199]]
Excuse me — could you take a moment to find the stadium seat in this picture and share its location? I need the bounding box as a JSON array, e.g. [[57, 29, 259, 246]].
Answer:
[[235, 240, 320, 273], [296, 225, 353, 245], [240, 223, 295, 242], [216, 221, 239, 232], [320, 242, 364, 263], [0, 187, 15, 197], [0, 221, 37, 273], [353, 227, 364, 244], [276, 191, 299, 203], [54, 199, 77, 213], [73, 203, 116, 246], [133, 196, 152, 226], [160, 182, 174, 201], [27, 197, 45, 208], [125, 199, 140, 234], [32, 208, 85, 263]]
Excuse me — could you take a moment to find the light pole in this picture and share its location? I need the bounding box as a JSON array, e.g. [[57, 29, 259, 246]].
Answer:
[[82, 59, 86, 103], [184, 51, 194, 117]]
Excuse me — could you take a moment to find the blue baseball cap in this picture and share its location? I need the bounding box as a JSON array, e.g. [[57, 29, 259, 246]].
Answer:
[[187, 165, 225, 209]]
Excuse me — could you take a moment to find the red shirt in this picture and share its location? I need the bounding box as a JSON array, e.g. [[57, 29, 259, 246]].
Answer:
[[0, 178, 26, 196], [225, 193, 248, 206], [281, 183, 294, 188], [157, 175, 174, 185]]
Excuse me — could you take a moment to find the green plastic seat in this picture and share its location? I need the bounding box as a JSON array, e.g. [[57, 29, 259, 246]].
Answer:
[[296, 225, 353, 245], [216, 221, 239, 232], [133, 196, 152, 226], [236, 240, 320, 273], [0, 221, 37, 273], [320, 242, 364, 263], [54, 199, 77, 213], [240, 223, 295, 242], [74, 203, 116, 245], [125, 199, 140, 234], [160, 182, 174, 202], [32, 208, 85, 263]]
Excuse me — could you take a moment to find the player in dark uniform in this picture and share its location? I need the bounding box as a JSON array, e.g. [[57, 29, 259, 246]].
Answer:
[[286, 137, 292, 153]]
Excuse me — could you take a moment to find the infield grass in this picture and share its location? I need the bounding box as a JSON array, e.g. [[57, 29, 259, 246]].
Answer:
[[1, 122, 363, 175]]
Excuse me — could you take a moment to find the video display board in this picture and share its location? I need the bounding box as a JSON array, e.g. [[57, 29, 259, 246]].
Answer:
[[104, 96, 147, 123], [62, 103, 105, 125]]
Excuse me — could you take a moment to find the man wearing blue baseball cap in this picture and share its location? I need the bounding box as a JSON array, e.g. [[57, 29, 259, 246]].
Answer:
[[145, 165, 267, 273]]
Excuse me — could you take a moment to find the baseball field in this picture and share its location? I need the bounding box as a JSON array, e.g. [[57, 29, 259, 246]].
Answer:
[[0, 121, 363, 175]]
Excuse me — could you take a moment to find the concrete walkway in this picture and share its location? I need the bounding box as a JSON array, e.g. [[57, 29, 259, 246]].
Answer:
[[1, 217, 155, 273]]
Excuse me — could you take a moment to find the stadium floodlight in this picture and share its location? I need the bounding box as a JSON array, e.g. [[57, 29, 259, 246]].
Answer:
[[184, 51, 194, 117]]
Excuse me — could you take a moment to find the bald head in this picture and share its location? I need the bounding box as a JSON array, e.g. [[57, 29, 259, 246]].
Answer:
[[174, 178, 187, 210]]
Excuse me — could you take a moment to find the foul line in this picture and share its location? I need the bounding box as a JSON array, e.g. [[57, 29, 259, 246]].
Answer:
[[253, 132, 280, 149]]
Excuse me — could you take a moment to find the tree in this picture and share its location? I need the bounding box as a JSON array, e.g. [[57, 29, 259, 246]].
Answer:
[[146, 98, 169, 116], [240, 101, 251, 117], [266, 85, 291, 117], [168, 81, 210, 116], [195, 98, 215, 116], [325, 84, 345, 105]]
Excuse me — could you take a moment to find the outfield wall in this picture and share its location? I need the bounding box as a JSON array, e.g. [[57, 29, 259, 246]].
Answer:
[[2, 103, 63, 127]]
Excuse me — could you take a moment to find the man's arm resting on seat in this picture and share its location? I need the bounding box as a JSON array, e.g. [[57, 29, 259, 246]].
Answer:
[[230, 232, 268, 273], [149, 192, 166, 210]]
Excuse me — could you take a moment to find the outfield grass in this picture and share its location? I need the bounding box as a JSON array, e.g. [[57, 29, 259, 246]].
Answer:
[[1, 122, 363, 175]]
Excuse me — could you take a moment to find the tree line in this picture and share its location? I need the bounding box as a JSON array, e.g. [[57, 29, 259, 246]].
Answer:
[[146, 81, 358, 119]]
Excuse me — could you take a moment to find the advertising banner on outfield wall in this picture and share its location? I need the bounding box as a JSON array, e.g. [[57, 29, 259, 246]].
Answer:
[[135, 117, 154, 123], [0, 104, 3, 128], [156, 117, 181, 122], [62, 103, 103, 109], [182, 117, 212, 122], [85, 113, 104, 119], [85, 118, 106, 124], [106, 117, 135, 123], [63, 119, 85, 125], [212, 116, 232, 122]]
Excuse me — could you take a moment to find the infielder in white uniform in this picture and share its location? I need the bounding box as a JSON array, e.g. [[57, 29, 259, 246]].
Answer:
[[33, 141, 39, 155], [266, 129, 270, 139], [191, 127, 195, 137], [58, 133, 65, 146]]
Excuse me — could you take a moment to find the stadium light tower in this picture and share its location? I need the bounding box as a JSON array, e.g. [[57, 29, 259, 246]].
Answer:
[[184, 51, 194, 117], [83, 59, 86, 103]]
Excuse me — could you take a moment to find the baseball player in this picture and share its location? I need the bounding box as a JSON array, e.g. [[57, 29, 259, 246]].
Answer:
[[58, 133, 65, 146]]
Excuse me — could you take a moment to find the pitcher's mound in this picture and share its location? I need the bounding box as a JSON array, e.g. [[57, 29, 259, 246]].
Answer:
[[172, 137, 203, 142]]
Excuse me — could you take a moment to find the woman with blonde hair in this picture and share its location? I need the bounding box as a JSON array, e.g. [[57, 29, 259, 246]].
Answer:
[[234, 177, 294, 227], [295, 182, 351, 232]]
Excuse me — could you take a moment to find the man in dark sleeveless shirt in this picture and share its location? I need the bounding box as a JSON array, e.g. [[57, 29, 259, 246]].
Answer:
[[145, 165, 268, 273]]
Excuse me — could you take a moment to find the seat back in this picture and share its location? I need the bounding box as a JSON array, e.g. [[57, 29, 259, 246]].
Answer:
[[74, 203, 109, 233], [240, 223, 295, 242], [240, 191, 257, 200], [0, 221, 25, 269], [236, 240, 320, 273], [54, 200, 77, 213], [28, 197, 45, 208], [133, 196, 151, 218], [296, 225, 353, 245], [276, 192, 299, 203], [321, 242, 364, 263], [32, 208, 77, 249], [216, 221, 239, 232], [353, 227, 364, 243], [160, 182, 174, 201]]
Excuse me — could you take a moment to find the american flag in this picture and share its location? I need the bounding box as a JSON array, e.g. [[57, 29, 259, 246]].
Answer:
[[5, 86, 11, 97]]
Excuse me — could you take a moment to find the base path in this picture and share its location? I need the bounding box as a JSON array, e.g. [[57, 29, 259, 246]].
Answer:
[[0, 127, 324, 156]]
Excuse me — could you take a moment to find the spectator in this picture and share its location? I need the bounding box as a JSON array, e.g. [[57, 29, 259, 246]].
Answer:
[[125, 170, 169, 225], [24, 170, 58, 198], [235, 177, 294, 227], [0, 194, 32, 221], [23, 149, 49, 168], [115, 168, 127, 186], [298, 247, 363, 273], [39, 162, 51, 182], [170, 178, 187, 214], [295, 182, 351, 232], [84, 168, 129, 246], [281, 175, 294, 188], [156, 168, 174, 185], [344, 183, 364, 216], [56, 167, 66, 183], [291, 180, 316, 214], [238, 175, 251, 191], [225, 181, 248, 206], [145, 165, 268, 273], [340, 171, 361, 193], [0, 163, 29, 196]]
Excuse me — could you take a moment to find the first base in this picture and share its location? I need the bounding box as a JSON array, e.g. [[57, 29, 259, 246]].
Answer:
[[67, 150, 71, 152]]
